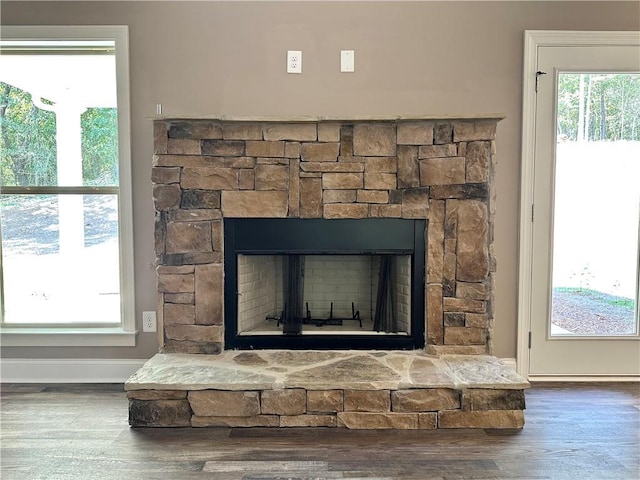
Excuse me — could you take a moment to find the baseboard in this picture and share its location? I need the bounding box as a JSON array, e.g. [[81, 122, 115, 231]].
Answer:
[[528, 375, 640, 383], [0, 358, 147, 383], [499, 357, 517, 372], [1, 356, 520, 383]]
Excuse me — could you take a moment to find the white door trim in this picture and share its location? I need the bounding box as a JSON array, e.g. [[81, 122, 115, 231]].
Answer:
[[517, 30, 640, 379]]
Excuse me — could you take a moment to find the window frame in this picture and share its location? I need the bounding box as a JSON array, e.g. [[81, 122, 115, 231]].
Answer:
[[0, 25, 136, 346]]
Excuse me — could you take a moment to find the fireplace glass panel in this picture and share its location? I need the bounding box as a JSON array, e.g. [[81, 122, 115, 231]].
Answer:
[[237, 254, 412, 336], [224, 218, 425, 349]]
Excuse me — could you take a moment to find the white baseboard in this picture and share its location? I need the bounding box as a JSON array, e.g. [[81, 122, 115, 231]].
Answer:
[[499, 357, 517, 372], [528, 375, 640, 383], [1, 356, 519, 384], [0, 358, 147, 383]]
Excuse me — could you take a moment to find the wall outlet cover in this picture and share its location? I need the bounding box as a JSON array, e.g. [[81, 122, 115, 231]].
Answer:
[[287, 50, 302, 74], [142, 311, 157, 332]]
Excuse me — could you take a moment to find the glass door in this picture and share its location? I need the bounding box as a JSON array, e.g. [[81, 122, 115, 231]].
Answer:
[[529, 43, 640, 376]]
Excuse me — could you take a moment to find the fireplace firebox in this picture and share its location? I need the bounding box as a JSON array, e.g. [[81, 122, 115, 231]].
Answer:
[[224, 218, 426, 349]]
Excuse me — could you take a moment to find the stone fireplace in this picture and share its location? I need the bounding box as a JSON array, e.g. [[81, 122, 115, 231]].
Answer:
[[126, 116, 529, 430], [152, 117, 499, 355]]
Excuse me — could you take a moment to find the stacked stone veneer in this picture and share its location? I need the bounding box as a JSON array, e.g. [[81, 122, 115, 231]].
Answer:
[[128, 387, 524, 429], [152, 117, 500, 355]]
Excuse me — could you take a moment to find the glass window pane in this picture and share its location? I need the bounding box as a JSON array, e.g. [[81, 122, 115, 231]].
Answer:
[[81, 107, 119, 186], [552, 73, 640, 336], [1, 194, 121, 324], [0, 43, 118, 187]]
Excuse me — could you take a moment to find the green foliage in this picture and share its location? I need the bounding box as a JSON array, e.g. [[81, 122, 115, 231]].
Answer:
[[609, 298, 635, 308], [557, 73, 640, 141], [0, 82, 119, 187], [81, 108, 119, 186], [0, 83, 57, 186]]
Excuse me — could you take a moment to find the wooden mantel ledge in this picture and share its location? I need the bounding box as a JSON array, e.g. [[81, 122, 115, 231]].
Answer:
[[149, 114, 506, 123]]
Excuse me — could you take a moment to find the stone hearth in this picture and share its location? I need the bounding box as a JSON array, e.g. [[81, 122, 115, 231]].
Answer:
[[126, 351, 528, 429], [127, 115, 530, 430]]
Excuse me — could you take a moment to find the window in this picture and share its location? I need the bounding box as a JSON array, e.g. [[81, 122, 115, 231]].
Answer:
[[0, 26, 135, 346]]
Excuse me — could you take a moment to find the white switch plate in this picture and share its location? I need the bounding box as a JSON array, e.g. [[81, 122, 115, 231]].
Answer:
[[341, 50, 355, 73], [287, 50, 302, 74]]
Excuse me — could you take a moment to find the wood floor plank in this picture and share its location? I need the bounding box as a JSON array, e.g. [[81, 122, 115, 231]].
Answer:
[[0, 383, 638, 479], [202, 460, 329, 472]]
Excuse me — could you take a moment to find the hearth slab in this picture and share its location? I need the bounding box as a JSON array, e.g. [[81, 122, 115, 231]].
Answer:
[[125, 350, 529, 392]]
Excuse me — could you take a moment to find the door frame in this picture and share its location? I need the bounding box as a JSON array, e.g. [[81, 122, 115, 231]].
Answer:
[[517, 30, 640, 380]]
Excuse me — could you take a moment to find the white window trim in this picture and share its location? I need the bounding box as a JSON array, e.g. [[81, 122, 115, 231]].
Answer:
[[517, 30, 640, 378], [0, 25, 136, 347]]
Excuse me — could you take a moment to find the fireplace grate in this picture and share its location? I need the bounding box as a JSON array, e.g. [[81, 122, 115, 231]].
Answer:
[[274, 302, 362, 330]]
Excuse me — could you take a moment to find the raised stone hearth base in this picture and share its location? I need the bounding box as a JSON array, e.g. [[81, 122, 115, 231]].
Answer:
[[126, 351, 529, 429]]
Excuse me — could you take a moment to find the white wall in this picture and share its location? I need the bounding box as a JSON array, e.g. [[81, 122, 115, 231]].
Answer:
[[304, 255, 373, 321], [237, 255, 281, 332], [394, 255, 412, 333]]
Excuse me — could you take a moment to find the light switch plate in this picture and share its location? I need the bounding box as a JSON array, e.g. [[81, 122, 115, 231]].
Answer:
[[341, 50, 355, 73]]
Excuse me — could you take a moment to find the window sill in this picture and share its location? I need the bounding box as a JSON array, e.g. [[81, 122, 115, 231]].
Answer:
[[0, 327, 138, 347]]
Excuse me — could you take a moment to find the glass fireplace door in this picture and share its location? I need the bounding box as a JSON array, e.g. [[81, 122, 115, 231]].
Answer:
[[224, 218, 425, 350], [236, 254, 412, 337]]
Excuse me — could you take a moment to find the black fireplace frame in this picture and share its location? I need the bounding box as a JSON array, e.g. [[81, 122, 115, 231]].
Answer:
[[224, 218, 426, 350]]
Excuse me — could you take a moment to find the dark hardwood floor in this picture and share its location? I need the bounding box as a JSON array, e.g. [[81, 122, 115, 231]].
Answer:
[[1, 383, 638, 479]]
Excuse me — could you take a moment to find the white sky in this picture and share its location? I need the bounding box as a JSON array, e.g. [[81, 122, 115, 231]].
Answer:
[[0, 54, 117, 108]]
